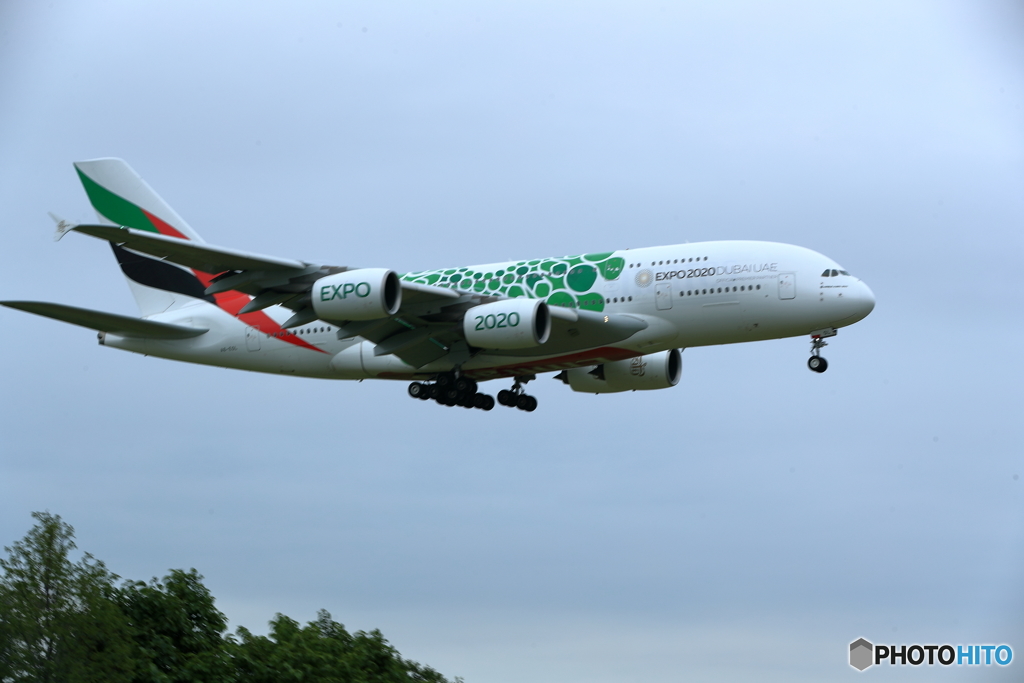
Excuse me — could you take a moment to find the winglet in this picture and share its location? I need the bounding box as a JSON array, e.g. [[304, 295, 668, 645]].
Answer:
[[49, 212, 77, 242]]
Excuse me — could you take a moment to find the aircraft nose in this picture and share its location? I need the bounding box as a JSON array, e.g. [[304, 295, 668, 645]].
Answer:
[[845, 280, 876, 323]]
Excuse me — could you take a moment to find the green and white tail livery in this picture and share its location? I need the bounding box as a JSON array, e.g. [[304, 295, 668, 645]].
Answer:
[[74, 159, 210, 316], [74, 159, 204, 242], [1, 159, 876, 413]]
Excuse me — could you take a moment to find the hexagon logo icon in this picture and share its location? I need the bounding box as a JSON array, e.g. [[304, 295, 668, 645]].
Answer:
[[850, 638, 873, 671]]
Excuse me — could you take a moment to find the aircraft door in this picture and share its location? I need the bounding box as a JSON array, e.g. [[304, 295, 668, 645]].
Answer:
[[655, 283, 673, 310], [245, 325, 261, 351], [778, 273, 796, 300]]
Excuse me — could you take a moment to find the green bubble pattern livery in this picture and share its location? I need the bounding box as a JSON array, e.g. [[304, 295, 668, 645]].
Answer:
[[401, 253, 626, 312]]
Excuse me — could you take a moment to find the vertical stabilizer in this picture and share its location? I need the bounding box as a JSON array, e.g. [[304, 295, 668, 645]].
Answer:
[[73, 158, 205, 242], [74, 158, 212, 316]]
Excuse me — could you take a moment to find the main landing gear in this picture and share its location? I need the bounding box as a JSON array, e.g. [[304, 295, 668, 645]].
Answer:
[[407, 374, 495, 411], [496, 375, 538, 412], [807, 328, 837, 373], [407, 373, 539, 413]]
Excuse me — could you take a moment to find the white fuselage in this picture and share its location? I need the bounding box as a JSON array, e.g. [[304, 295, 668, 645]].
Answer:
[[100, 241, 875, 381]]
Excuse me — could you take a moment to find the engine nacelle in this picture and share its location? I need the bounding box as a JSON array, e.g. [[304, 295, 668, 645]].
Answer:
[[463, 299, 551, 349], [564, 349, 682, 393], [311, 268, 401, 321]]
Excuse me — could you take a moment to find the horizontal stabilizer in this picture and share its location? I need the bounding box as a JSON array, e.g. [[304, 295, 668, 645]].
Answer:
[[0, 301, 208, 339]]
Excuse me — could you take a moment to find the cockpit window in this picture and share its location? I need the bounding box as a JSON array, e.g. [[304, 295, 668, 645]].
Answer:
[[824, 267, 853, 277]]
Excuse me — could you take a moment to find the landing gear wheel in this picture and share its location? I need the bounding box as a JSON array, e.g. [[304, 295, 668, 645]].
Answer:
[[516, 394, 538, 412], [807, 330, 835, 374], [496, 374, 539, 412], [473, 393, 495, 410], [412, 374, 525, 413]]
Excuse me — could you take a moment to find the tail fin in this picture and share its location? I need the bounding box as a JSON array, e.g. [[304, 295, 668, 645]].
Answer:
[[74, 158, 212, 316], [74, 158, 205, 242]]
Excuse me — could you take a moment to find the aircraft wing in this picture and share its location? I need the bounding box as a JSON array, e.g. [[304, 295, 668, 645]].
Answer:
[[66, 223, 646, 368], [72, 224, 307, 273], [0, 301, 208, 339], [68, 222, 459, 313]]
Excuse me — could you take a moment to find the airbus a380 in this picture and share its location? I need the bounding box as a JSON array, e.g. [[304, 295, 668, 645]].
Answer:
[[2, 159, 875, 412]]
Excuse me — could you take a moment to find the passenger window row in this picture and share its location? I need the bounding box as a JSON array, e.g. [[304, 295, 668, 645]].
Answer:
[[272, 326, 332, 338], [627, 257, 708, 267], [680, 285, 761, 296]]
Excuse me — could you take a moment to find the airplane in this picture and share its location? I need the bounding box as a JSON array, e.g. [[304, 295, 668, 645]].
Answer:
[[1, 159, 875, 413]]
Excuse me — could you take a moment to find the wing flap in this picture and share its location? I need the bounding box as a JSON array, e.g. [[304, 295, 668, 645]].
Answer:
[[1, 301, 208, 339], [391, 338, 451, 368]]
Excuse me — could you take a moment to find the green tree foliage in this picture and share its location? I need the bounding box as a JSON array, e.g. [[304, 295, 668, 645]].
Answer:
[[0, 511, 134, 683], [230, 610, 450, 683], [120, 570, 233, 683], [0, 514, 456, 683]]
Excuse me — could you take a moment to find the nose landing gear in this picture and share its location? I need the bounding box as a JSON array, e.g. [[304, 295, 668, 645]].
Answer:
[[807, 328, 837, 373]]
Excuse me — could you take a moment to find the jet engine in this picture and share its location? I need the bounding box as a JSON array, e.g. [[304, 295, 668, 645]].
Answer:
[[463, 299, 551, 349], [311, 268, 401, 321], [562, 349, 682, 393]]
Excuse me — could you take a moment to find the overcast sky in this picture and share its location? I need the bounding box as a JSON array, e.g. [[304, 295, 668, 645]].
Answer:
[[1, 1, 1022, 681]]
